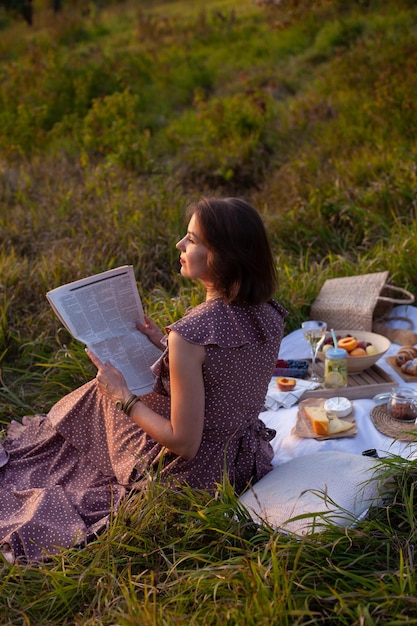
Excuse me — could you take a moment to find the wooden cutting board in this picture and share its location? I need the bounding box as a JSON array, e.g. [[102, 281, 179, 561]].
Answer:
[[386, 355, 417, 383], [293, 398, 357, 440]]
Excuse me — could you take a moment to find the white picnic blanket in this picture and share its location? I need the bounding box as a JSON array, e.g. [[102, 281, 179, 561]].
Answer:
[[261, 305, 417, 467]]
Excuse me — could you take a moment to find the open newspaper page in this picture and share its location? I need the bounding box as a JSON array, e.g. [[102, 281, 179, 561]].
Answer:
[[46, 266, 162, 395]]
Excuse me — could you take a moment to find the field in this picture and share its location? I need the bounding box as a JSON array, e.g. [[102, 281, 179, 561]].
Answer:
[[1, 0, 417, 623]]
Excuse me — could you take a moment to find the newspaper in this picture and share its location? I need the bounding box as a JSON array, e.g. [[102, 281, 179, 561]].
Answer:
[[46, 265, 162, 394]]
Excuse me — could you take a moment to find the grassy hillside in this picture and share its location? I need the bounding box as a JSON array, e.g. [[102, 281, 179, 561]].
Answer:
[[1, 0, 417, 622]]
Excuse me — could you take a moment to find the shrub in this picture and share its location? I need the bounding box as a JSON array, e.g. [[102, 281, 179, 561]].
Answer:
[[80, 89, 153, 170], [166, 89, 277, 189]]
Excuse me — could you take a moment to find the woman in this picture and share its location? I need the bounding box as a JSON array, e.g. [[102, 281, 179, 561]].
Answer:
[[0, 197, 287, 562]]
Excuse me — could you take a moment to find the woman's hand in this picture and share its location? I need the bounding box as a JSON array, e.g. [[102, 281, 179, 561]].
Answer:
[[86, 348, 132, 405], [88, 333, 206, 460], [136, 315, 165, 349]]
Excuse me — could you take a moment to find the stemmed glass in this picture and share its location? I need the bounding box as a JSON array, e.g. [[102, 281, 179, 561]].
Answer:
[[301, 320, 327, 382]]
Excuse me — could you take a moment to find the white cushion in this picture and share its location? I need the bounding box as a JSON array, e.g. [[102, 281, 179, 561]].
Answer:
[[239, 451, 383, 535]]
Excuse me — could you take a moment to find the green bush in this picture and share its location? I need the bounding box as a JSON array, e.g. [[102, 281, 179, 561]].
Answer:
[[80, 89, 153, 170], [166, 90, 277, 188]]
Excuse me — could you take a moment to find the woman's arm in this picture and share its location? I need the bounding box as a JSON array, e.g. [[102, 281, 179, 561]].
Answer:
[[87, 330, 206, 460]]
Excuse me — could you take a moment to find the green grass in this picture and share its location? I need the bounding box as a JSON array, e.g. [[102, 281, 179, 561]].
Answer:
[[1, 0, 417, 622], [2, 459, 417, 624]]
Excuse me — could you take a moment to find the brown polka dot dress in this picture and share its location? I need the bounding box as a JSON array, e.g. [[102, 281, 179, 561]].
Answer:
[[0, 298, 286, 562]]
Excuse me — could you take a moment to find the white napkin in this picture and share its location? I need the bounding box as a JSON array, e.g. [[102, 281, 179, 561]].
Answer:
[[265, 377, 321, 410]]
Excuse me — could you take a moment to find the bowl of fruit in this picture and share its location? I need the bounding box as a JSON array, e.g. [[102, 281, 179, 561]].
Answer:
[[319, 330, 391, 373]]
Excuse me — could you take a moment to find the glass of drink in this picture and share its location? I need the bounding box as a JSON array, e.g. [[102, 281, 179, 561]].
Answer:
[[301, 320, 327, 382]]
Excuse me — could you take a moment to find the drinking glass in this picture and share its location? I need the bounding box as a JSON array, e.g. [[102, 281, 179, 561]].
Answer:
[[301, 320, 327, 382]]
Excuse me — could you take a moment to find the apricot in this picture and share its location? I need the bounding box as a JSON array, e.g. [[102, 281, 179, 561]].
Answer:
[[276, 377, 296, 391], [349, 347, 367, 357], [338, 336, 358, 352]]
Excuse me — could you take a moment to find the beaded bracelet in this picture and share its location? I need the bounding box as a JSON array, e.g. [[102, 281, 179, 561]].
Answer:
[[115, 393, 141, 416]]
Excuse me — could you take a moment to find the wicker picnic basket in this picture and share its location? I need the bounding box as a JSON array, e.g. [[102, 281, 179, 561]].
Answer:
[[310, 271, 415, 332]]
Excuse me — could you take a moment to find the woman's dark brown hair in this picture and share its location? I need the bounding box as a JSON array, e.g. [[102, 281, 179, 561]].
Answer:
[[186, 197, 277, 304]]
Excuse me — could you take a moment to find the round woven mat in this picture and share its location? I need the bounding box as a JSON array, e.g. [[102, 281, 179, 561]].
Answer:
[[370, 404, 417, 441]]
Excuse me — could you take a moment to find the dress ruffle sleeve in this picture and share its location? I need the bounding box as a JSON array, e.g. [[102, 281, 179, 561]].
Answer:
[[150, 299, 287, 397], [166, 299, 287, 348]]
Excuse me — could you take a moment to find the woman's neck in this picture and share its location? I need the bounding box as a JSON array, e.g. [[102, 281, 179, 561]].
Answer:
[[204, 284, 221, 302]]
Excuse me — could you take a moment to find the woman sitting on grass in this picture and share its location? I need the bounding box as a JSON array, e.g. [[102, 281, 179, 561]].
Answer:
[[0, 197, 287, 563]]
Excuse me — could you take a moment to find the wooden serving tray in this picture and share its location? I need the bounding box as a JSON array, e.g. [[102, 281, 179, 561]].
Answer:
[[301, 361, 398, 400]]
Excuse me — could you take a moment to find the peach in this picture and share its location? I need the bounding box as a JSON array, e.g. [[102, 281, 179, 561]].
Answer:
[[349, 347, 367, 357], [338, 336, 358, 352], [276, 377, 296, 391]]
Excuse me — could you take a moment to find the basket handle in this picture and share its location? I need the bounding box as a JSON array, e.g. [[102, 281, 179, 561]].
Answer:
[[377, 285, 415, 305]]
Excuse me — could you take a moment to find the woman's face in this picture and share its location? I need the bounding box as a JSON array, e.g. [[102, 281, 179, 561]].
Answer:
[[176, 214, 212, 284]]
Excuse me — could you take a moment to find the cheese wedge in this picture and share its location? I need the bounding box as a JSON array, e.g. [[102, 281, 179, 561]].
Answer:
[[304, 406, 329, 436], [327, 414, 354, 435], [304, 405, 354, 436]]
